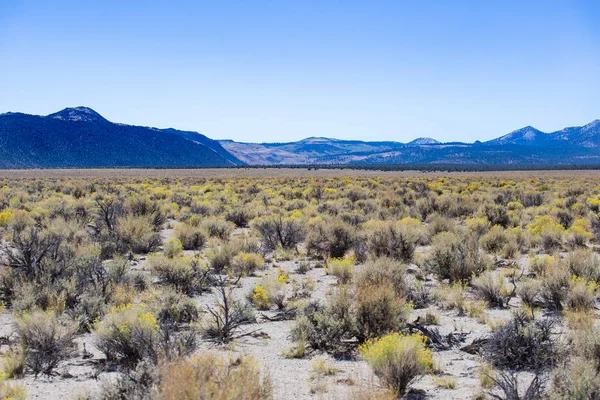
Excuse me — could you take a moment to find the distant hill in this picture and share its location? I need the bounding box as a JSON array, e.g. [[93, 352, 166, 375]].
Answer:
[[0, 107, 244, 168], [220, 120, 600, 165]]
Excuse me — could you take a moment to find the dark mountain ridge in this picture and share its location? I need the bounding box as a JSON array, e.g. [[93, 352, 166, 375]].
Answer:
[[0, 107, 244, 168]]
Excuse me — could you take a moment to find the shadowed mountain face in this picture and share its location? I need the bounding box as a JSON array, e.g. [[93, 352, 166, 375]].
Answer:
[[220, 120, 600, 165], [0, 107, 244, 168]]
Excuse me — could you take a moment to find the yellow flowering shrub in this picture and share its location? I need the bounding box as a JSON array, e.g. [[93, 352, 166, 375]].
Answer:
[[0, 211, 14, 227], [586, 197, 600, 212], [359, 333, 432, 395], [325, 257, 355, 284], [231, 252, 265, 276], [95, 303, 160, 364], [250, 273, 287, 310], [251, 286, 269, 310], [566, 225, 593, 246], [465, 217, 491, 235], [528, 255, 557, 276]]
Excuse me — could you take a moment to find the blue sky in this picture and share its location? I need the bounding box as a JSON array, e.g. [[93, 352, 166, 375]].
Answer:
[[1, 1, 599, 143]]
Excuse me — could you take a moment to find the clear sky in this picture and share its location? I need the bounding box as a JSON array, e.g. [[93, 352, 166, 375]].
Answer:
[[1, 1, 599, 143]]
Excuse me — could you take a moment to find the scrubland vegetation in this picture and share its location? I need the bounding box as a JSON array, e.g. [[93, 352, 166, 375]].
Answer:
[[0, 171, 599, 398]]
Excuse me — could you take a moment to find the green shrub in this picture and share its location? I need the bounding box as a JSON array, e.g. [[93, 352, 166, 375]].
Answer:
[[480, 225, 508, 254], [368, 221, 417, 263], [0, 373, 26, 400], [95, 303, 160, 366], [567, 277, 597, 310], [148, 254, 209, 295], [426, 232, 487, 283], [291, 291, 355, 355], [355, 283, 411, 341], [250, 272, 288, 310], [231, 252, 265, 276], [540, 262, 571, 310], [225, 207, 254, 228], [472, 270, 507, 307], [173, 222, 206, 250], [163, 238, 183, 258], [201, 217, 234, 240], [359, 333, 432, 396], [306, 219, 355, 259], [206, 244, 238, 274], [325, 257, 355, 284], [116, 215, 161, 254], [355, 256, 407, 297], [565, 249, 600, 282], [154, 290, 200, 324]]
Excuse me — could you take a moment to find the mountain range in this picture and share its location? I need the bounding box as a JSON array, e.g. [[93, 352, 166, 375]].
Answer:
[[0, 107, 599, 168]]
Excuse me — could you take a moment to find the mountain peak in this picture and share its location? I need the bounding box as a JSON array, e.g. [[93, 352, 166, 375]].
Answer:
[[47, 107, 107, 122], [409, 137, 440, 145]]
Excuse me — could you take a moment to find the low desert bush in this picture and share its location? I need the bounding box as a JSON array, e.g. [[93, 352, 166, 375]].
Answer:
[[528, 255, 557, 277], [565, 225, 593, 247], [250, 273, 287, 310], [480, 225, 508, 254], [466, 216, 491, 236], [325, 257, 355, 284], [306, 219, 356, 259], [154, 290, 200, 324], [434, 283, 467, 315], [550, 357, 600, 400], [565, 249, 600, 282], [16, 310, 77, 377], [95, 358, 159, 400], [540, 262, 571, 310], [231, 252, 265, 276], [355, 256, 407, 297], [173, 222, 206, 250], [426, 232, 487, 283], [484, 311, 556, 371], [253, 215, 304, 250], [95, 303, 160, 366], [472, 270, 508, 307], [206, 244, 239, 274], [566, 277, 597, 310], [526, 215, 564, 253], [147, 254, 209, 295], [159, 353, 272, 400], [201, 217, 234, 240], [116, 215, 161, 254], [291, 294, 355, 355], [359, 333, 432, 396], [355, 283, 411, 341], [368, 220, 418, 263], [518, 278, 542, 310], [163, 238, 183, 258], [225, 206, 254, 228]]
